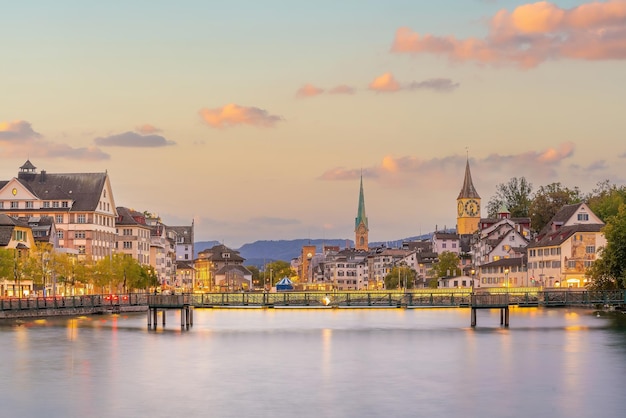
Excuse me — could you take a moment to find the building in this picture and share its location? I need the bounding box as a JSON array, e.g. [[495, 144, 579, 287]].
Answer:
[[355, 174, 369, 251], [526, 203, 605, 288], [456, 158, 481, 235], [195, 244, 251, 291], [0, 160, 117, 261], [0, 214, 36, 297], [477, 257, 528, 288], [115, 207, 152, 266]]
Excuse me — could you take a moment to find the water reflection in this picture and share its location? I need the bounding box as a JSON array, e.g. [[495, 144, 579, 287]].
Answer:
[[1, 308, 626, 418]]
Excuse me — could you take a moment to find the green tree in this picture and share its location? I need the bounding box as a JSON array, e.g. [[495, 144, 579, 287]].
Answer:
[[384, 265, 417, 290], [529, 183, 582, 233], [0, 248, 15, 280], [586, 180, 626, 223], [429, 252, 461, 288], [487, 177, 533, 218], [265, 260, 295, 286], [587, 203, 626, 290]]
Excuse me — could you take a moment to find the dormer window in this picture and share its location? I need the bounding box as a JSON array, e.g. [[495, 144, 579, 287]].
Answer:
[[222, 253, 231, 259], [577, 213, 589, 221]]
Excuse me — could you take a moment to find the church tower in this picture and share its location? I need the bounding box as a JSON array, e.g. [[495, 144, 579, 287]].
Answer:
[[457, 158, 481, 235], [355, 174, 369, 251]]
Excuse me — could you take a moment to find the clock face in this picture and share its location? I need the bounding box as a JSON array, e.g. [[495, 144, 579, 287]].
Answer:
[[464, 199, 480, 217], [12, 188, 17, 196], [457, 201, 464, 216]]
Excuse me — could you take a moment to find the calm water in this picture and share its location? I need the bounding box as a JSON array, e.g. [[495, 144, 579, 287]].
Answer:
[[2, 307, 626, 418]]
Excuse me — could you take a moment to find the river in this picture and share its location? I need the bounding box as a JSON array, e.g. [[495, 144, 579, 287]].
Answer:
[[1, 307, 625, 418]]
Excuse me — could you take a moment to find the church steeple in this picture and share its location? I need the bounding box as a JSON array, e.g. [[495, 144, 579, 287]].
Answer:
[[355, 173, 369, 251], [457, 158, 480, 199], [457, 157, 481, 235]]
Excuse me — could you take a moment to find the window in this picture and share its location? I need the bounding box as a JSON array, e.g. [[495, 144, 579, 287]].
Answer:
[[586, 246, 596, 254], [123, 228, 132, 236], [578, 213, 589, 221], [14, 230, 26, 241], [123, 242, 132, 249], [0, 202, 3, 209], [442, 243, 447, 248], [55, 215, 63, 223], [452, 243, 457, 248], [52, 201, 59, 208], [43, 202, 50, 208], [10, 201, 18, 209], [567, 260, 576, 268], [26, 201, 33, 208], [538, 249, 543, 256], [75, 231, 86, 239], [552, 261, 561, 268], [77, 214, 86, 223], [58, 230, 64, 239], [584, 260, 594, 268], [509, 235, 515, 241], [77, 245, 86, 255]]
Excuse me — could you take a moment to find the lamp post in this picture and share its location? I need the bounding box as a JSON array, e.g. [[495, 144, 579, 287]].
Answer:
[[470, 268, 475, 290]]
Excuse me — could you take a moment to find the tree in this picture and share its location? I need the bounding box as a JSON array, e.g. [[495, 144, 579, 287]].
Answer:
[[529, 183, 582, 233], [0, 248, 15, 280], [487, 177, 533, 218], [429, 252, 461, 288], [587, 203, 626, 290], [264, 260, 295, 286], [586, 180, 626, 223], [384, 265, 417, 290]]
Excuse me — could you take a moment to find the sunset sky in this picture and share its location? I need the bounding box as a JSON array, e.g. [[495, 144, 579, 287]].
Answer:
[[2, 0, 626, 248]]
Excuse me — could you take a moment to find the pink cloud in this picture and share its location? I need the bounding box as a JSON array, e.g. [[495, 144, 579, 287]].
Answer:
[[319, 142, 578, 188], [199, 104, 283, 129], [0, 120, 41, 141], [296, 84, 324, 98], [369, 72, 401, 92], [391, 0, 626, 68], [135, 124, 162, 134]]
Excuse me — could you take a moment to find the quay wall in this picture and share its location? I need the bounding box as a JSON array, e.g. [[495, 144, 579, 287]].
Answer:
[[0, 305, 147, 320]]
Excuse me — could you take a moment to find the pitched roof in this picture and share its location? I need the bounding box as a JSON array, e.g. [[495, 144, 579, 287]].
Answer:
[[169, 225, 193, 244], [15, 171, 108, 211], [537, 203, 581, 237], [528, 223, 604, 248]]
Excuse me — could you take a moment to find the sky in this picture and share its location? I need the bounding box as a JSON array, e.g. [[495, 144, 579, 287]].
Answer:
[[2, 0, 626, 248]]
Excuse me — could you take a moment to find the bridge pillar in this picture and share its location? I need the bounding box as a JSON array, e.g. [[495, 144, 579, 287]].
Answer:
[[471, 308, 477, 327]]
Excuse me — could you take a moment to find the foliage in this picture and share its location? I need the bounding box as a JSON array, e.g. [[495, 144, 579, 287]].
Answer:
[[529, 183, 582, 233], [431, 252, 461, 279], [264, 260, 295, 285], [487, 177, 533, 218], [245, 265, 261, 287], [0, 248, 16, 280], [384, 265, 416, 290], [585, 180, 626, 223], [587, 203, 626, 290]]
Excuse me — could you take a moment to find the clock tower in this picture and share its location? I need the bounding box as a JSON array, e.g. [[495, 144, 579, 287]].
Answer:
[[457, 158, 481, 235], [355, 174, 369, 251]]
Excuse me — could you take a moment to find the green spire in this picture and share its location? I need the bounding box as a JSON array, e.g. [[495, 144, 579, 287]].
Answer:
[[355, 173, 368, 229]]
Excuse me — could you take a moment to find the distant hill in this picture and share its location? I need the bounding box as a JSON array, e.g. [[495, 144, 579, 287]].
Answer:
[[194, 235, 434, 266]]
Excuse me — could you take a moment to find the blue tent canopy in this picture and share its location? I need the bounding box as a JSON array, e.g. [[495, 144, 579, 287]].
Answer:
[[276, 277, 294, 291]]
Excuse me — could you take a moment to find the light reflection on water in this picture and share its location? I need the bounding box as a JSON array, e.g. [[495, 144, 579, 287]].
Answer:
[[2, 307, 626, 418]]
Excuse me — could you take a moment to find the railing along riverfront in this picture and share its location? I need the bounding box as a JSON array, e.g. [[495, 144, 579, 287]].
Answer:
[[1, 289, 624, 316]]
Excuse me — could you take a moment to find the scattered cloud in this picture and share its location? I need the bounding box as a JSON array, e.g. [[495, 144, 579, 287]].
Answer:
[[296, 84, 324, 98], [409, 78, 459, 92], [0, 120, 41, 141], [94, 131, 176, 147], [199, 104, 283, 129], [391, 0, 626, 68], [319, 142, 579, 188], [585, 160, 609, 171], [619, 152, 626, 158], [368, 72, 460, 93], [329, 85, 356, 95], [0, 119, 110, 160], [135, 124, 162, 134], [369, 72, 401, 92]]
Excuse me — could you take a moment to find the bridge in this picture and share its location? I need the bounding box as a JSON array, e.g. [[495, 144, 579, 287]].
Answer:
[[2, 289, 624, 327]]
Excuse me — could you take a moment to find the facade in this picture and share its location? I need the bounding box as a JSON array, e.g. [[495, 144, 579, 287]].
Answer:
[[355, 174, 369, 251], [456, 159, 481, 235], [0, 214, 36, 297], [478, 257, 528, 288], [0, 160, 117, 261], [195, 244, 248, 291], [431, 232, 460, 255], [115, 207, 152, 266], [300, 245, 316, 283], [322, 248, 369, 290], [527, 203, 605, 288]]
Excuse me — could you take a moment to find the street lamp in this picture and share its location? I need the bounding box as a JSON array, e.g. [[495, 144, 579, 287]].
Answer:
[[504, 268, 510, 289], [470, 268, 475, 290]]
